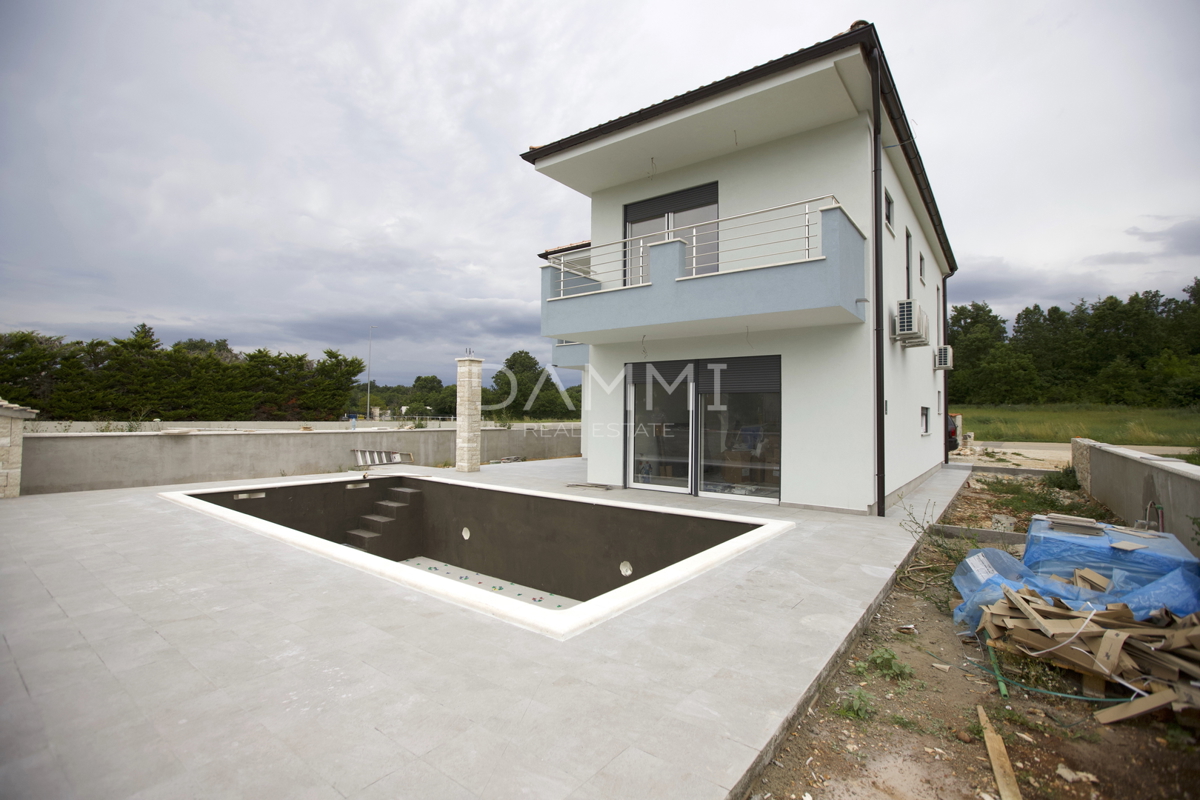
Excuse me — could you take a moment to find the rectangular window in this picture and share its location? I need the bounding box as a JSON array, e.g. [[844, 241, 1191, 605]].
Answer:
[[884, 190, 894, 228], [921, 406, 930, 434], [625, 183, 719, 282], [905, 229, 913, 299], [936, 285, 941, 343], [919, 253, 925, 284], [937, 391, 942, 414]]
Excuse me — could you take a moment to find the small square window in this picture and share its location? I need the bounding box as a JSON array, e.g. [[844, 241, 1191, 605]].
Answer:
[[884, 191, 894, 227], [920, 406, 930, 434]]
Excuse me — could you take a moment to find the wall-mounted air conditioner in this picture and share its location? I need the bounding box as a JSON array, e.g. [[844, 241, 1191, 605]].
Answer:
[[893, 300, 930, 347], [934, 345, 953, 370]]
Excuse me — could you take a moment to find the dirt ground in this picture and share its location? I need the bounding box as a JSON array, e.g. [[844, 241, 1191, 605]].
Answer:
[[940, 475, 1119, 534], [746, 545, 1199, 800], [949, 447, 1069, 471]]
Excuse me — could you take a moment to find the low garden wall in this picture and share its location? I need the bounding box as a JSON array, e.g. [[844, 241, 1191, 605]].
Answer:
[[1072, 437, 1200, 557], [21, 425, 581, 495]]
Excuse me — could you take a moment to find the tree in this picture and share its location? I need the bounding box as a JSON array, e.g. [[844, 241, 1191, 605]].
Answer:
[[492, 351, 542, 417], [970, 344, 1041, 404], [947, 302, 1008, 403]]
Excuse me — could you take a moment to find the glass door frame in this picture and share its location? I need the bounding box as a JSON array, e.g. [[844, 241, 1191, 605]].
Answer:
[[624, 378, 694, 495], [623, 362, 780, 504]]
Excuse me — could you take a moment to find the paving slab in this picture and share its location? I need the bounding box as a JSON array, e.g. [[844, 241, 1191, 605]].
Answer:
[[0, 458, 968, 799]]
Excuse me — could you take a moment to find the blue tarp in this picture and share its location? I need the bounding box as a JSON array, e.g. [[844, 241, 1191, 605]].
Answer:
[[1023, 516, 1199, 586], [952, 521, 1200, 628]]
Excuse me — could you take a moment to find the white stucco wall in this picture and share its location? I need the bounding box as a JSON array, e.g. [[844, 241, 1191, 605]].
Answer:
[[584, 323, 874, 512], [562, 105, 951, 513], [588, 115, 872, 252], [879, 142, 949, 499]]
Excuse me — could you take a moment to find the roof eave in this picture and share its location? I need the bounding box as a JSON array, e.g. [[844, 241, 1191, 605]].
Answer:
[[522, 23, 957, 274]]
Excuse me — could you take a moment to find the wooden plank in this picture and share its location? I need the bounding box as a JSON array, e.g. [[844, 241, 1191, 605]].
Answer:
[[1110, 540, 1148, 552], [988, 636, 1105, 680], [1076, 568, 1110, 591], [1042, 618, 1104, 638], [977, 706, 1022, 800], [1005, 628, 1107, 677], [1002, 585, 1055, 637], [1093, 690, 1178, 724], [1000, 617, 1039, 631], [1126, 639, 1200, 679], [1161, 626, 1200, 651], [978, 610, 1003, 641]]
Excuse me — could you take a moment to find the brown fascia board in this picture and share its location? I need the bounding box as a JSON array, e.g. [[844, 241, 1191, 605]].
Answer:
[[537, 240, 592, 261], [521, 23, 958, 274]]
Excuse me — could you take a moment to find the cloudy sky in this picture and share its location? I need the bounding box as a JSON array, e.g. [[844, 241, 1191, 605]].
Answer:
[[2, 1, 1197, 386]]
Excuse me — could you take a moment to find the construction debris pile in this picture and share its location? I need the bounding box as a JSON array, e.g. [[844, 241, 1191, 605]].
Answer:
[[951, 513, 1200, 723]]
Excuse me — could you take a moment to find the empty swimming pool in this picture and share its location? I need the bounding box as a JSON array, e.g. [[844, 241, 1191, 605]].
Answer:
[[163, 473, 792, 638]]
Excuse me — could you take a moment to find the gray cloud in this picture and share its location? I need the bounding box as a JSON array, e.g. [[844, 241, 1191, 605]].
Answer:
[[1084, 217, 1200, 265], [1082, 252, 1152, 266], [3, 1, 1199, 387], [1126, 218, 1200, 257]]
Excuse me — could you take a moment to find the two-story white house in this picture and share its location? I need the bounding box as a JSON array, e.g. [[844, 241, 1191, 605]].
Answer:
[[522, 22, 957, 515]]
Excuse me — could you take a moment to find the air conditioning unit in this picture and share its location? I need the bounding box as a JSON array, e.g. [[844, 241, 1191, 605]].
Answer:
[[934, 345, 953, 370], [893, 300, 930, 347], [893, 299, 921, 338]]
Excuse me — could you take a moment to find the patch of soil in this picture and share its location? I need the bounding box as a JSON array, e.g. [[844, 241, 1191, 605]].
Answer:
[[941, 475, 1118, 534], [746, 548, 1198, 800], [949, 448, 1069, 471]]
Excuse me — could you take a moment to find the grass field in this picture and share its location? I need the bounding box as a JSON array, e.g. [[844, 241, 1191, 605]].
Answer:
[[949, 404, 1200, 447]]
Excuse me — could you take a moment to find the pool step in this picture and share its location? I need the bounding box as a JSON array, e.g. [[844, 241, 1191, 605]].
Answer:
[[346, 528, 381, 550], [344, 485, 423, 561]]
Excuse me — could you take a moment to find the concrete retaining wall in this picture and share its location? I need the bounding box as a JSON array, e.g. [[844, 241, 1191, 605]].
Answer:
[[1072, 437, 1200, 557], [21, 425, 581, 495], [20, 419, 587, 433]]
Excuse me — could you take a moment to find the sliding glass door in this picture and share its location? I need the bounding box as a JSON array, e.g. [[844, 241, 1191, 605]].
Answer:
[[627, 362, 692, 493], [698, 391, 781, 501], [626, 356, 780, 501]]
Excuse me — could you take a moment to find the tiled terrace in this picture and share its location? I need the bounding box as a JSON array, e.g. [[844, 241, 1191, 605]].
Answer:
[[0, 458, 967, 799]]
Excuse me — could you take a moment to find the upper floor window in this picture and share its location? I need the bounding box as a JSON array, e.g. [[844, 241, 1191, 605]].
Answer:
[[884, 190, 894, 228], [919, 253, 926, 284], [624, 183, 719, 282]]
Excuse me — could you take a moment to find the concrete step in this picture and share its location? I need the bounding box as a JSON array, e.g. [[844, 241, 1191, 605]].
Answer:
[[375, 500, 406, 516], [361, 513, 398, 535], [388, 487, 423, 500], [346, 529, 382, 549]]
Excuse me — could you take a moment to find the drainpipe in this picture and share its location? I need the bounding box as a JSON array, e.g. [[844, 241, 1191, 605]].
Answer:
[[870, 45, 885, 517], [943, 273, 950, 464]]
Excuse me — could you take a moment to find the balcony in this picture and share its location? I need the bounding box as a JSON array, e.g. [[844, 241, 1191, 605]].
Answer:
[[540, 196, 867, 346]]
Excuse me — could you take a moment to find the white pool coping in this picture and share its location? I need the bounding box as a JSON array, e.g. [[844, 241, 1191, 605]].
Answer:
[[160, 473, 794, 640]]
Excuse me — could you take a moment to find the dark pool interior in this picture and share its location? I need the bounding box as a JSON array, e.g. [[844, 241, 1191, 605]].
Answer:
[[195, 476, 756, 602]]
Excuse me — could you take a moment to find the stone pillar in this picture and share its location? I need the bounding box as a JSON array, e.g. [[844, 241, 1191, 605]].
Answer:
[[1071, 437, 1094, 496], [455, 358, 482, 472], [0, 397, 39, 499]]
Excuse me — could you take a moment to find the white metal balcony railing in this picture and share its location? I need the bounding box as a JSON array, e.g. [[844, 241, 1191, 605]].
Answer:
[[546, 195, 837, 299]]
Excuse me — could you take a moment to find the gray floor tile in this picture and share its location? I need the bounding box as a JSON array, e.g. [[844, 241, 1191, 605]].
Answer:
[[0, 747, 77, 800], [0, 458, 965, 799], [53, 719, 187, 800], [349, 759, 476, 800], [566, 746, 726, 800], [423, 722, 511, 796]]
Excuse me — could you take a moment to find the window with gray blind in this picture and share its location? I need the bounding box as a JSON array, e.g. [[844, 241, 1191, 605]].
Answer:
[[623, 183, 719, 281]]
